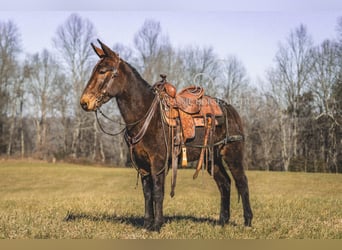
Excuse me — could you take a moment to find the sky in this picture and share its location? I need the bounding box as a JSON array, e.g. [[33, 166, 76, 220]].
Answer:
[[1, 0, 342, 83]]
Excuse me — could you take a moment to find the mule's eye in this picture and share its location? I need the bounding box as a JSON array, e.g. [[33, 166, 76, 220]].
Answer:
[[99, 69, 107, 74]]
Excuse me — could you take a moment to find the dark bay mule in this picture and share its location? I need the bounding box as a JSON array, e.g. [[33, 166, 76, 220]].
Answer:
[[80, 40, 253, 231]]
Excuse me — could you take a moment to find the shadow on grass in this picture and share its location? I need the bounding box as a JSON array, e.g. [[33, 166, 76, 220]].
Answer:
[[63, 211, 221, 229]]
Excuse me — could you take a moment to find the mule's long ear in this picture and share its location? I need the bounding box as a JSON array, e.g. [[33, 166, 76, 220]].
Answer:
[[91, 42, 105, 58], [97, 39, 118, 58]]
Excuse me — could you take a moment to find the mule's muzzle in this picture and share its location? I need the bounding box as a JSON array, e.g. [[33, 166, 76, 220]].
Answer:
[[80, 95, 96, 111]]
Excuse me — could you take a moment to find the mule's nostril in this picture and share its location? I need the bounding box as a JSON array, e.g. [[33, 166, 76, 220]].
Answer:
[[81, 101, 88, 111]]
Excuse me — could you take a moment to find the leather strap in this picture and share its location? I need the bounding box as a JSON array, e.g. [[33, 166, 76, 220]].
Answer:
[[125, 96, 159, 146]]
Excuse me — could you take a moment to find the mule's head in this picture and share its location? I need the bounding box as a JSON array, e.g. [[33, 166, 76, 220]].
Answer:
[[80, 40, 122, 111]]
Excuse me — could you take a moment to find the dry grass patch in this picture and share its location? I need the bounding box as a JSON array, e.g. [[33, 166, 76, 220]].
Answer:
[[0, 161, 341, 239]]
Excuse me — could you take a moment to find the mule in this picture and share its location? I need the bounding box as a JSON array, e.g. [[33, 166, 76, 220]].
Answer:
[[80, 40, 253, 231]]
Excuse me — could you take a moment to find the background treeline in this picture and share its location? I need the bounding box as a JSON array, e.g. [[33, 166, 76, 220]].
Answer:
[[0, 14, 341, 172]]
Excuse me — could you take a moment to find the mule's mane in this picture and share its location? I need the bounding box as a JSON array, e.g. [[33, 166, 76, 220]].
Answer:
[[122, 60, 152, 91]]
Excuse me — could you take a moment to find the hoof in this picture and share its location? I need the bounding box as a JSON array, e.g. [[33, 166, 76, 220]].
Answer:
[[244, 218, 252, 227], [218, 214, 230, 226], [143, 220, 154, 231], [143, 220, 163, 232], [152, 219, 164, 232], [218, 219, 228, 227]]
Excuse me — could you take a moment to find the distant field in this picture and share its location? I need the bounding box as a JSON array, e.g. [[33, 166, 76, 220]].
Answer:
[[0, 160, 341, 239]]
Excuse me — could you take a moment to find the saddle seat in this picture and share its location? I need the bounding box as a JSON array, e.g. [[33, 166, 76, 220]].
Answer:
[[164, 83, 204, 114]]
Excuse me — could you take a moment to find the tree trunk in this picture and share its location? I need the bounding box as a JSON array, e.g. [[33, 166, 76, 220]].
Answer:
[[6, 117, 15, 156], [281, 112, 289, 171]]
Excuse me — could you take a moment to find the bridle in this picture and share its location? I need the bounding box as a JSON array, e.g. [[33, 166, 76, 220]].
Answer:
[[93, 57, 126, 136], [93, 58, 156, 137], [95, 63, 119, 109]]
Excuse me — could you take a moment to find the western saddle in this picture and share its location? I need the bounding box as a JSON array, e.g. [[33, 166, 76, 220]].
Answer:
[[153, 75, 224, 197]]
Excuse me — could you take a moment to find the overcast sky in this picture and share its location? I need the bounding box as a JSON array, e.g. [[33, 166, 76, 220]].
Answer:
[[1, 0, 341, 83]]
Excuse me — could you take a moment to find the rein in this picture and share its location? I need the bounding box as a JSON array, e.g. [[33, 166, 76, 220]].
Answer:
[[95, 110, 127, 137], [95, 94, 165, 178], [124, 94, 168, 178], [124, 95, 160, 146], [95, 98, 158, 138]]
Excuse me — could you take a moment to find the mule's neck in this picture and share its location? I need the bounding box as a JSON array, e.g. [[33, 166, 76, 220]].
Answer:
[[115, 62, 155, 125]]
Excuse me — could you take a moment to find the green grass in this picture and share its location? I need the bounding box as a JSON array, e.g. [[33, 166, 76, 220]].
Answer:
[[0, 160, 341, 239]]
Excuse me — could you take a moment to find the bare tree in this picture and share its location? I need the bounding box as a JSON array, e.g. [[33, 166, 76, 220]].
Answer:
[[179, 45, 220, 96], [134, 19, 162, 63], [305, 18, 342, 173], [310, 40, 340, 116], [53, 13, 97, 158], [0, 20, 22, 155], [26, 50, 64, 158], [267, 24, 313, 171], [52, 69, 70, 156], [0, 20, 21, 86], [6, 64, 28, 157], [134, 19, 173, 83], [274, 24, 313, 111], [218, 55, 249, 105]]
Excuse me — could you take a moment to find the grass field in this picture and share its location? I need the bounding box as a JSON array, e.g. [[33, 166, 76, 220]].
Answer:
[[0, 160, 341, 239]]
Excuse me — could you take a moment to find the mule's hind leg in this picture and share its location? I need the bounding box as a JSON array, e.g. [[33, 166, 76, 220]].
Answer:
[[222, 145, 253, 226], [208, 155, 231, 226]]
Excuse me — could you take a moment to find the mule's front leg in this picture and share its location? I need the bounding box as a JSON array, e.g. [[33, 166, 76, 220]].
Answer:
[[152, 172, 165, 232], [141, 175, 154, 230]]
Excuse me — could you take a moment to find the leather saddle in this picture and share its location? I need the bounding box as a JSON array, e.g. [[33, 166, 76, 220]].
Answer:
[[154, 75, 223, 141]]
